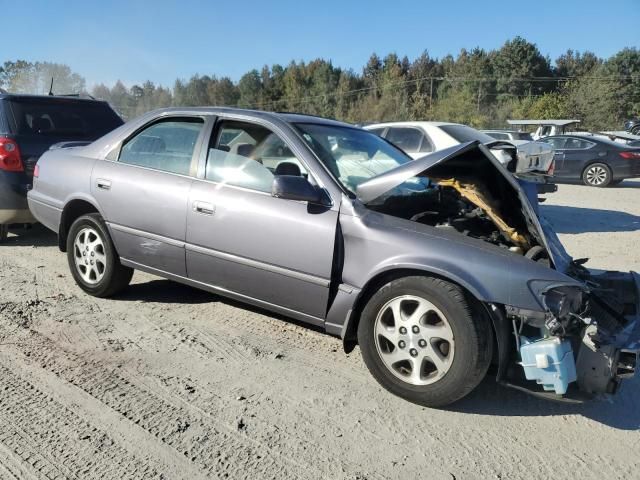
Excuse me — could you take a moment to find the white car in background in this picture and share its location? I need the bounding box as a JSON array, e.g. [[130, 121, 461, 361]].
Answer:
[[364, 121, 556, 191]]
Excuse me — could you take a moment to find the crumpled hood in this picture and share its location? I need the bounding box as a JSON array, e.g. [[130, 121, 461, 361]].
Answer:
[[356, 141, 572, 272]]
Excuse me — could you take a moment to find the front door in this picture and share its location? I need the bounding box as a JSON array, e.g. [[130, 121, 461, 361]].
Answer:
[[185, 119, 338, 320], [92, 117, 206, 276]]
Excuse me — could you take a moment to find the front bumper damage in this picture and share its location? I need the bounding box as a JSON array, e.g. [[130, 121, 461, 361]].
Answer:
[[501, 271, 640, 400]]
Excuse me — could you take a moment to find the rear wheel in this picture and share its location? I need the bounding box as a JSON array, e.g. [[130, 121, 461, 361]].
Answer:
[[357, 276, 493, 408], [582, 163, 612, 187], [0, 224, 7, 243], [67, 213, 133, 297]]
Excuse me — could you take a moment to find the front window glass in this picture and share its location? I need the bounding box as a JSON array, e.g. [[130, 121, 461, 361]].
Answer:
[[205, 120, 307, 193], [119, 119, 203, 175], [295, 123, 427, 194]]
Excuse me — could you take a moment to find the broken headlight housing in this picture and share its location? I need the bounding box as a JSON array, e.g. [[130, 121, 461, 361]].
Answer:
[[542, 286, 584, 319]]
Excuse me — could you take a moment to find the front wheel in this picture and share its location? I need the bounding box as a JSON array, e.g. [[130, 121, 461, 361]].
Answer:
[[357, 276, 493, 408], [66, 213, 133, 297], [0, 224, 7, 243], [582, 163, 612, 187]]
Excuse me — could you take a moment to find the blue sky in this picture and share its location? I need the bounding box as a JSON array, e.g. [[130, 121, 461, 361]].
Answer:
[[2, 0, 638, 88]]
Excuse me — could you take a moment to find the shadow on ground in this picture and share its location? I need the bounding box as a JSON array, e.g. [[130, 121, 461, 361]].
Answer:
[[119, 279, 639, 430], [541, 205, 640, 234], [449, 375, 640, 430], [1, 224, 58, 247]]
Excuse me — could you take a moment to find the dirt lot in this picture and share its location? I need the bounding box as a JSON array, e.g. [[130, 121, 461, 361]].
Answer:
[[0, 181, 639, 480]]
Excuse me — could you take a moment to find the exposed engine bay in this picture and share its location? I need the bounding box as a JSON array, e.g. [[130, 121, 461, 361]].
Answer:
[[362, 143, 639, 400]]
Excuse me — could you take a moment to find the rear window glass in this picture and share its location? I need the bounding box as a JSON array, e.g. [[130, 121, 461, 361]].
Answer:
[[440, 124, 495, 144], [513, 132, 533, 141], [7, 98, 123, 139]]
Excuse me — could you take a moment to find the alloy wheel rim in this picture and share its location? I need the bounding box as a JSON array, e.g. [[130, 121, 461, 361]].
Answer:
[[374, 295, 455, 386], [73, 227, 107, 284], [586, 166, 607, 185]]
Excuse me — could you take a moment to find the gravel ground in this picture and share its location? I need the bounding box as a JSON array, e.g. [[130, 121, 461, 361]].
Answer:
[[0, 181, 639, 479]]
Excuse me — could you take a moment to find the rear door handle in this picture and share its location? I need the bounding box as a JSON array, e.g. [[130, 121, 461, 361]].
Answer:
[[96, 179, 112, 190], [193, 201, 215, 215]]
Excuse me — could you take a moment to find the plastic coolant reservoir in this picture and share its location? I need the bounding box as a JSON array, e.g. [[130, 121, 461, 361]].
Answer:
[[519, 336, 577, 395]]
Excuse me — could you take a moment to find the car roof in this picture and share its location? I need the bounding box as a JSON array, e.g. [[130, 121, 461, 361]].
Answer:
[[364, 121, 462, 129], [507, 119, 580, 126], [0, 93, 111, 104], [546, 134, 626, 148], [138, 106, 354, 128]]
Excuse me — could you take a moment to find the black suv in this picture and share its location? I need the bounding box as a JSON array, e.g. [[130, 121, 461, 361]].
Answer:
[[0, 94, 123, 241]]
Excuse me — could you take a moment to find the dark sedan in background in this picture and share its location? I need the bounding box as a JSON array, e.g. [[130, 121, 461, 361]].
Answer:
[[539, 134, 640, 187]]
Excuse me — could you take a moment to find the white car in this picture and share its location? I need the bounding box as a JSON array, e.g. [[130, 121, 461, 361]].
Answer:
[[364, 121, 555, 188]]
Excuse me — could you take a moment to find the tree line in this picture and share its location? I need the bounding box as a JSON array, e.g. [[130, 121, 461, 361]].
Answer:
[[1, 37, 638, 130]]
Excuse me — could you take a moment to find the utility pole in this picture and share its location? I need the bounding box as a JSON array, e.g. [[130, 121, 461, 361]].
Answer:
[[429, 77, 434, 109]]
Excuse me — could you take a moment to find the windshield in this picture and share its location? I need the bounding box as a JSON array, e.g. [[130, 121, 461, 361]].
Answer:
[[295, 123, 427, 194], [8, 98, 123, 139], [440, 124, 495, 144]]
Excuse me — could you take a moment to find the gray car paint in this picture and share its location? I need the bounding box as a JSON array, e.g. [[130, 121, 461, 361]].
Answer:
[[28, 107, 587, 339]]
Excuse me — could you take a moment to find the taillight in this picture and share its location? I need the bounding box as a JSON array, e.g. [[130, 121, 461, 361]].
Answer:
[[620, 151, 640, 160], [547, 158, 555, 175], [0, 137, 24, 172], [33, 164, 40, 178]]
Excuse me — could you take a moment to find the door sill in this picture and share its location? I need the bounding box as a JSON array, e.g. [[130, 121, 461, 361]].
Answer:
[[120, 258, 325, 328]]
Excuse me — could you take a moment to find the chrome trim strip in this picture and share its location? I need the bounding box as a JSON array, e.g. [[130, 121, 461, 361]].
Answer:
[[119, 257, 325, 327], [107, 223, 186, 248], [186, 243, 330, 287]]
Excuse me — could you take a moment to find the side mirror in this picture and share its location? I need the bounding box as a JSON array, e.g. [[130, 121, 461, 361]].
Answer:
[[272, 175, 326, 205]]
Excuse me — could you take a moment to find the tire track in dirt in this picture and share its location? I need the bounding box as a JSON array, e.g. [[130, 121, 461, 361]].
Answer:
[[0, 316, 323, 480], [0, 365, 161, 480]]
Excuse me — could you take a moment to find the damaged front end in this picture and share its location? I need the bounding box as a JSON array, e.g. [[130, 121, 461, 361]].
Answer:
[[505, 271, 640, 399], [356, 141, 640, 400]]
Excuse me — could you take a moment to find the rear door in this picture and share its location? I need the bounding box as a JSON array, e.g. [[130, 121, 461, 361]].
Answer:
[[560, 137, 597, 178], [92, 116, 206, 276], [185, 118, 338, 320], [540, 136, 568, 177]]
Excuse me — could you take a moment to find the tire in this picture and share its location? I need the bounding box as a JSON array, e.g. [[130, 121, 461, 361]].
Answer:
[[357, 276, 493, 408], [66, 213, 133, 297], [631, 126, 640, 135], [582, 163, 612, 187], [0, 224, 7, 243]]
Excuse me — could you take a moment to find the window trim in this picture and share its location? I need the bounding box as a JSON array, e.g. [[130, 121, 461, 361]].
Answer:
[[113, 115, 207, 177]]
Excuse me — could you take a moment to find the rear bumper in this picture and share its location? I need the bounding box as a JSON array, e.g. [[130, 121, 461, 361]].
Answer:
[[0, 176, 35, 224]]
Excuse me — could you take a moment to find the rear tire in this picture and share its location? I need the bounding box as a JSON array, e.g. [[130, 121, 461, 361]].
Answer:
[[582, 163, 612, 187], [0, 224, 7, 243], [357, 276, 493, 408], [66, 213, 133, 297]]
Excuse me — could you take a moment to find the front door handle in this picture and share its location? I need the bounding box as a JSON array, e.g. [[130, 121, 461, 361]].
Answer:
[[193, 201, 215, 215], [96, 179, 112, 190]]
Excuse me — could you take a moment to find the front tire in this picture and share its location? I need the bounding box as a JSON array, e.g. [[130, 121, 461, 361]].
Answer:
[[0, 224, 7, 243], [582, 163, 612, 187], [357, 276, 493, 408], [66, 213, 133, 297]]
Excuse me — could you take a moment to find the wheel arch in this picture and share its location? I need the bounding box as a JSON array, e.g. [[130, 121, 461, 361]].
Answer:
[[342, 267, 497, 355], [58, 197, 102, 252]]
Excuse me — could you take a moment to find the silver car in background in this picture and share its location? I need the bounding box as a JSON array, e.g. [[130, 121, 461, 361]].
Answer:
[[28, 108, 640, 407]]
